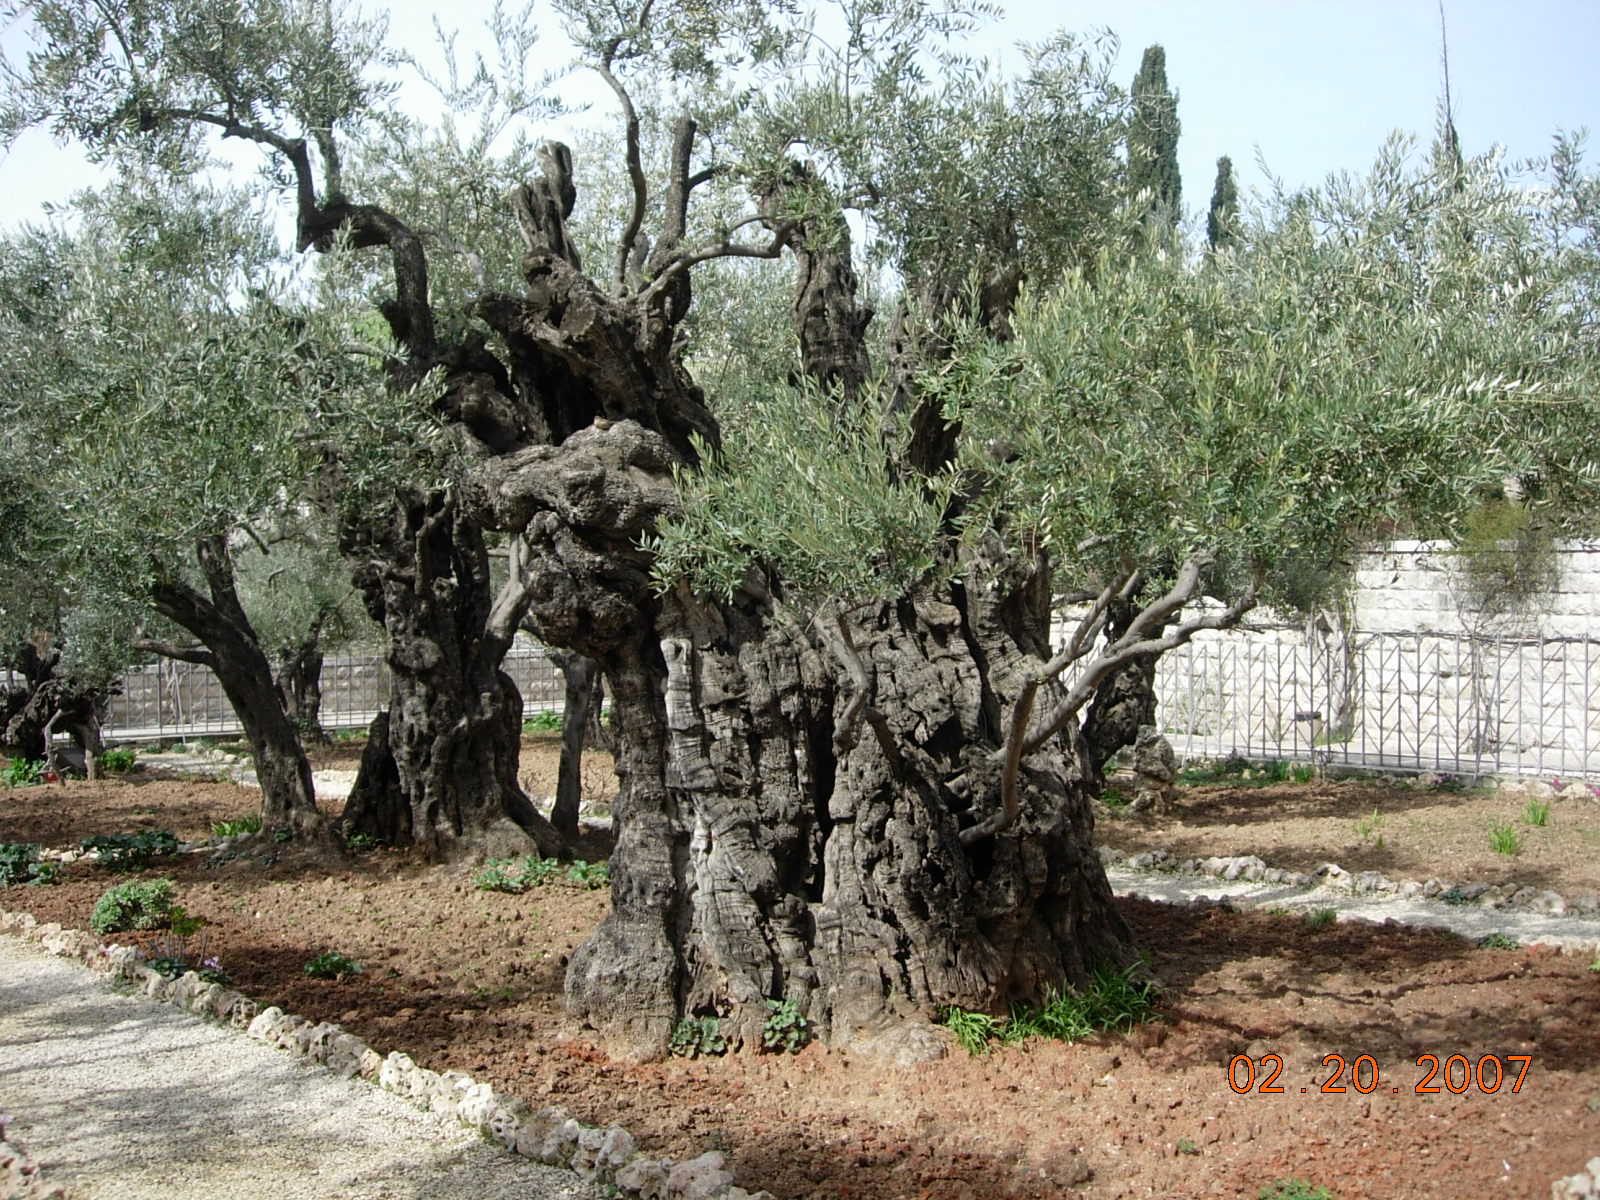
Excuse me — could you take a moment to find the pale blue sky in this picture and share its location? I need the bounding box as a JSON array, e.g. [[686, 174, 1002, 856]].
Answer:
[[2, 0, 1597, 230]]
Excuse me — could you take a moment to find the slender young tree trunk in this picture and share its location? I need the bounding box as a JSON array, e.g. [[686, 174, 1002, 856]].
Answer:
[[148, 541, 324, 838], [276, 630, 326, 745], [547, 649, 601, 838]]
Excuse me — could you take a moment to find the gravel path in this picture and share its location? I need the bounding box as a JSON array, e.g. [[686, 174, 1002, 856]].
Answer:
[[0, 936, 603, 1200]]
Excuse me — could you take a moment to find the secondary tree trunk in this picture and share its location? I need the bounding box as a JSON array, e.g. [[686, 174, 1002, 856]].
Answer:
[[149, 543, 325, 839], [547, 649, 601, 838], [275, 631, 326, 745], [565, 575, 1134, 1061], [343, 490, 563, 861]]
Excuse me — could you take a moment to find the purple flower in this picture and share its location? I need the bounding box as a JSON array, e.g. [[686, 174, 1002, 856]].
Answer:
[[203, 956, 221, 971]]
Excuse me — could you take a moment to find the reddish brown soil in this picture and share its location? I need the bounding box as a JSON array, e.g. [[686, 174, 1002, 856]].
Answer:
[[3, 748, 1598, 1200]]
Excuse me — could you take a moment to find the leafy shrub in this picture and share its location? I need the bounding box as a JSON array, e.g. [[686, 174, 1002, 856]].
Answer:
[[1488, 821, 1522, 855], [99, 747, 137, 773], [525, 710, 563, 733], [761, 998, 811, 1054], [1, 758, 45, 787], [1439, 887, 1471, 906], [1261, 759, 1291, 783], [669, 1015, 727, 1058], [1099, 785, 1130, 811], [90, 877, 175, 934], [82, 830, 180, 869], [1476, 932, 1520, 951], [345, 831, 377, 852], [211, 813, 262, 839], [566, 859, 609, 889], [0, 842, 60, 887], [303, 951, 362, 979], [474, 855, 561, 893], [940, 962, 1158, 1055], [474, 855, 610, 892]]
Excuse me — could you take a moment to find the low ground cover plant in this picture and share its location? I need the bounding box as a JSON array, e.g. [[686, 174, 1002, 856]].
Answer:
[[99, 747, 137, 773], [939, 963, 1158, 1055], [0, 842, 60, 887], [210, 814, 262, 839], [1, 757, 45, 787], [303, 951, 362, 979], [90, 877, 175, 934], [474, 855, 610, 892], [669, 1015, 727, 1058], [82, 829, 181, 869], [1488, 821, 1523, 856]]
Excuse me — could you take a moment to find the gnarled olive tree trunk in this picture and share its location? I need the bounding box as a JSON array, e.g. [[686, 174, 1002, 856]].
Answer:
[[562, 573, 1132, 1061], [341, 490, 563, 861]]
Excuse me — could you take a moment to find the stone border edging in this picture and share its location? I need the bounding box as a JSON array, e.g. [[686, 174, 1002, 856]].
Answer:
[[0, 909, 772, 1200], [1099, 845, 1600, 929]]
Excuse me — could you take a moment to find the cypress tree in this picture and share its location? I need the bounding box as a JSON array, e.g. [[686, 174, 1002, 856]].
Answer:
[[1129, 44, 1182, 225], [1206, 155, 1239, 249]]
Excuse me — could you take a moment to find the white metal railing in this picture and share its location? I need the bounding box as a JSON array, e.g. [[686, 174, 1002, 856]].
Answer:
[[6, 630, 1597, 777]]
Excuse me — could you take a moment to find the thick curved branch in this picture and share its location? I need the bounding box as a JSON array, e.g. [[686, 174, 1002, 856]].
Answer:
[[130, 639, 217, 669], [151, 107, 436, 360]]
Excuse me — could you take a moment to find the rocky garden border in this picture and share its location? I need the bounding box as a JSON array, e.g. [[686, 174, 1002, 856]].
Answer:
[[0, 908, 771, 1200]]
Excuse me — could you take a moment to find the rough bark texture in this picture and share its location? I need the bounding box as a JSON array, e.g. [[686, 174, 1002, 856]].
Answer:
[[559, 573, 1133, 1061], [339, 711, 410, 845], [148, 541, 324, 838], [275, 632, 326, 744], [343, 493, 563, 862]]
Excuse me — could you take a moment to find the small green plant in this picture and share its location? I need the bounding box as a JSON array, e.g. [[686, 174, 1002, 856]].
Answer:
[[146, 905, 230, 984], [1522, 798, 1551, 828], [1439, 887, 1471, 906], [1304, 909, 1337, 929], [98, 747, 137, 773], [1177, 1137, 1200, 1156], [211, 813, 262, 839], [1099, 785, 1130, 811], [761, 998, 811, 1053], [938, 1005, 1004, 1055], [524, 710, 563, 733], [1476, 932, 1519, 951], [273, 827, 292, 843], [1, 757, 45, 787], [81, 829, 180, 869], [1263, 905, 1291, 917], [1289, 764, 1315, 784], [1588, 957, 1600, 973], [1354, 807, 1385, 847], [1177, 755, 1250, 785], [90, 877, 175, 934], [940, 963, 1158, 1055], [1435, 774, 1468, 793], [345, 831, 377, 852], [1261, 759, 1291, 783], [303, 951, 362, 979], [669, 1015, 728, 1058], [1488, 821, 1522, 855], [1259, 1181, 1334, 1200], [0, 842, 61, 887], [474, 855, 561, 893], [566, 859, 609, 889]]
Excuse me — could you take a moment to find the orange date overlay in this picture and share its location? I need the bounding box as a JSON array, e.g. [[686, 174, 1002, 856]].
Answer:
[[1228, 1053, 1531, 1095]]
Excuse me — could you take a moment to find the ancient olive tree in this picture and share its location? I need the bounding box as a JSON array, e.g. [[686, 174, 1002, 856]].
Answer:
[[6, 0, 1597, 1063]]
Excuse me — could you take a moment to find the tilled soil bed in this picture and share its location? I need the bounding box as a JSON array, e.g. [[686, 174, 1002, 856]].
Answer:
[[3, 743, 1598, 1200]]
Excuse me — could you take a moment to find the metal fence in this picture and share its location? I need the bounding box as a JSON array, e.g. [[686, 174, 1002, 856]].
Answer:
[[1154, 627, 1600, 779], [80, 647, 564, 743], [7, 629, 1598, 778]]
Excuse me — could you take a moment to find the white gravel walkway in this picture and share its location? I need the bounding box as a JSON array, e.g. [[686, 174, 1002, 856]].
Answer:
[[0, 936, 602, 1200]]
